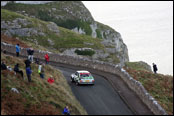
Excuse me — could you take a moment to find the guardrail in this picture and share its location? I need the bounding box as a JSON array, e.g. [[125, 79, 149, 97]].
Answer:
[[1, 42, 167, 115]]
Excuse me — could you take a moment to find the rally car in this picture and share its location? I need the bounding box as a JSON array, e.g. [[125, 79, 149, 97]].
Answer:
[[71, 70, 95, 85]]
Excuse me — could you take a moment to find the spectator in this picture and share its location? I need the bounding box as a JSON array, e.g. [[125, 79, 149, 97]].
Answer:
[[35, 57, 39, 64], [14, 63, 24, 79], [24, 59, 31, 68], [26, 66, 32, 82], [15, 44, 20, 57], [62, 105, 70, 115], [27, 48, 30, 60], [44, 53, 49, 64], [3, 50, 6, 54], [1, 61, 7, 70], [152, 63, 158, 74], [47, 76, 54, 84], [27, 48, 34, 63], [38, 63, 44, 79]]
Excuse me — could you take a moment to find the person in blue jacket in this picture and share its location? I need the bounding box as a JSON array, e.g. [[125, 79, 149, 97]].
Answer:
[[16, 44, 21, 57], [62, 105, 70, 115], [26, 66, 32, 82]]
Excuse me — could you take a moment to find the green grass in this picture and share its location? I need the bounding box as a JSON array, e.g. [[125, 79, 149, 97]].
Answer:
[[124, 66, 173, 115], [1, 53, 87, 115], [124, 61, 152, 72], [107, 53, 120, 64], [96, 29, 102, 39], [1, 9, 24, 21]]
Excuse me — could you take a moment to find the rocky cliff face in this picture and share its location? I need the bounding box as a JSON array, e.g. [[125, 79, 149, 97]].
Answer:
[[1, 1, 129, 66]]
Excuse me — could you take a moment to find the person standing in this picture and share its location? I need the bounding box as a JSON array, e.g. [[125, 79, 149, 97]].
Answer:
[[27, 48, 34, 63], [15, 44, 20, 57], [24, 58, 31, 69], [30, 48, 34, 63], [44, 53, 50, 64], [26, 66, 32, 82], [152, 63, 158, 74], [38, 63, 44, 79], [27, 48, 31, 61]]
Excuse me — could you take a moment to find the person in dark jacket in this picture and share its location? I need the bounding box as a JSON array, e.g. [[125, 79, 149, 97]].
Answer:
[[62, 105, 70, 115], [1, 61, 7, 70], [14, 63, 24, 78], [24, 59, 31, 68], [26, 66, 32, 82], [152, 63, 158, 74], [35, 57, 39, 64], [27, 48, 34, 63], [15, 44, 20, 57]]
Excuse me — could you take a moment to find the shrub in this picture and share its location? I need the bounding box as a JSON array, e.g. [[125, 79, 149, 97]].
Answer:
[[75, 49, 95, 56], [96, 29, 102, 39]]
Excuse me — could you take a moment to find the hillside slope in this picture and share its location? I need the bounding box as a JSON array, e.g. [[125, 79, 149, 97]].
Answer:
[[2, 1, 129, 65], [124, 64, 173, 115], [1, 53, 87, 115], [1, 9, 123, 64]]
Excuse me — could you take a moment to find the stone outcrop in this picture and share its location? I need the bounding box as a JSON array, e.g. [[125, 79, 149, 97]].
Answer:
[[46, 22, 59, 34], [1, 17, 59, 38]]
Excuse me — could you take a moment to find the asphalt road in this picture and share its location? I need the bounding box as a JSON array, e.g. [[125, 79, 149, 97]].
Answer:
[[54, 65, 134, 115]]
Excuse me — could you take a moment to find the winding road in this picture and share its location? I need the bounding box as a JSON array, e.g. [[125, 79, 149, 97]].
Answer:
[[53, 65, 133, 115]]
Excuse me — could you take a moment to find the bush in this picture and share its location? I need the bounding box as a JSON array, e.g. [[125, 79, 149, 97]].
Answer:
[[75, 49, 95, 56], [56, 19, 92, 36], [96, 29, 102, 39]]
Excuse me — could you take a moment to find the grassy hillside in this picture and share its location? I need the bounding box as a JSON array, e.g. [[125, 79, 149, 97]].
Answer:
[[2, 1, 94, 36], [124, 61, 152, 72], [1, 9, 104, 52], [124, 65, 173, 115], [1, 53, 87, 115]]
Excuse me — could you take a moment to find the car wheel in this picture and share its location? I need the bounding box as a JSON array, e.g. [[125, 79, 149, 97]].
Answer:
[[76, 81, 79, 86], [71, 78, 74, 83]]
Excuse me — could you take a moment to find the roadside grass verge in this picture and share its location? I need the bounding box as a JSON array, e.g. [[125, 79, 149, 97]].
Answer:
[[124, 66, 173, 115]]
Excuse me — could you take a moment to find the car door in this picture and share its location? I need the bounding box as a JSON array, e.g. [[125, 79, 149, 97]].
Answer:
[[74, 72, 79, 81]]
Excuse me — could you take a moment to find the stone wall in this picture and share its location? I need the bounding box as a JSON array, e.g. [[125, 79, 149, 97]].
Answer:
[[1, 42, 167, 115]]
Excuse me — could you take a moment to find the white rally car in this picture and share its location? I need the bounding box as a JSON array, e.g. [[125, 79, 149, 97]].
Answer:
[[71, 70, 95, 85]]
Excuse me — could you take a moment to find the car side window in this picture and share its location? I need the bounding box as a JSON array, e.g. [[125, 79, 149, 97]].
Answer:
[[75, 72, 78, 76]]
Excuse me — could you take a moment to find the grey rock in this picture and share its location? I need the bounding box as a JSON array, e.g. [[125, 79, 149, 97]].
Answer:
[[90, 23, 97, 38], [47, 22, 59, 34]]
